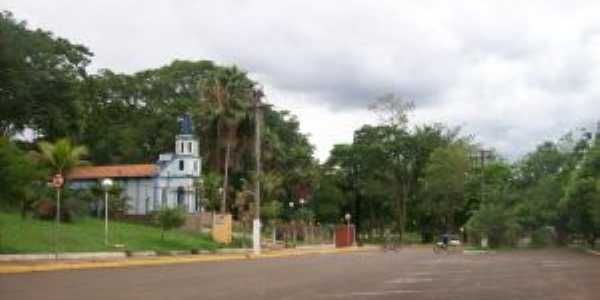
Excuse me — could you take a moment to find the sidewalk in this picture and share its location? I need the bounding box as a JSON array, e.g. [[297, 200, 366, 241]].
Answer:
[[0, 246, 379, 275]]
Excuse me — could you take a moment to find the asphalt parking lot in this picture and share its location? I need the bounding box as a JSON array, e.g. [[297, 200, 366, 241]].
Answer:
[[1, 247, 599, 300]]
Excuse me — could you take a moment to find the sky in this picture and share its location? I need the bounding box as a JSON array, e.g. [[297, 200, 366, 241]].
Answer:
[[4, 0, 600, 162]]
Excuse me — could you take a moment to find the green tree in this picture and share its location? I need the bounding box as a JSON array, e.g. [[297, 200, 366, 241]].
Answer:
[[200, 66, 255, 213], [200, 172, 223, 211], [0, 138, 47, 214], [466, 202, 520, 248], [422, 144, 471, 232], [561, 137, 600, 247], [33, 138, 88, 176], [79, 60, 218, 164], [0, 11, 92, 139]]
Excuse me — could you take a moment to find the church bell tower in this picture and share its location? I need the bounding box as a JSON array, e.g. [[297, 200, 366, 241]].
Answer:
[[174, 114, 201, 177]]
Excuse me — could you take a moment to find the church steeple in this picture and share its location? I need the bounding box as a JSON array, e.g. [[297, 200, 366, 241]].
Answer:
[[175, 114, 199, 157], [178, 114, 194, 135]]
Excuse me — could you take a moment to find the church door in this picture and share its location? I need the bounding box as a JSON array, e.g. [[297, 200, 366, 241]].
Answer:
[[177, 187, 186, 210]]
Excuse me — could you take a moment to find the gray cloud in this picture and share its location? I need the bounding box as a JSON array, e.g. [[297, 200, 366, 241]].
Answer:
[[4, 0, 600, 160]]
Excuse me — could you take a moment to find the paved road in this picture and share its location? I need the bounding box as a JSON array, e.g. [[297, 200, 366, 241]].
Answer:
[[1, 248, 599, 300]]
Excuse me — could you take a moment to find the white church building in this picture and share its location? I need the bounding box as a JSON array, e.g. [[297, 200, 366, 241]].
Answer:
[[67, 116, 203, 215]]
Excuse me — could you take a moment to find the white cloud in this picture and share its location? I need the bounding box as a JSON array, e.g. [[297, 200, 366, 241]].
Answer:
[[4, 0, 600, 161]]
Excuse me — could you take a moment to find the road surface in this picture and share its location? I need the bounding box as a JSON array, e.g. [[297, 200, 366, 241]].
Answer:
[[1, 248, 599, 299]]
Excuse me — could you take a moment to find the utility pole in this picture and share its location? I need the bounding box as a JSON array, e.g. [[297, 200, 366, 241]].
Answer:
[[476, 149, 492, 203], [253, 88, 267, 255]]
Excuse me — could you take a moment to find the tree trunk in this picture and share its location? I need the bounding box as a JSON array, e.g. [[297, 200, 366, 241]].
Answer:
[[396, 190, 402, 236], [272, 222, 277, 245], [221, 140, 231, 214], [21, 200, 27, 219], [401, 181, 408, 242], [368, 199, 376, 239], [215, 121, 222, 172]]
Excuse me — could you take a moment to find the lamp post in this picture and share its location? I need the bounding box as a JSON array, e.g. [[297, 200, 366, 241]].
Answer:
[[345, 213, 352, 247], [101, 178, 113, 246], [288, 201, 296, 246], [51, 173, 64, 259]]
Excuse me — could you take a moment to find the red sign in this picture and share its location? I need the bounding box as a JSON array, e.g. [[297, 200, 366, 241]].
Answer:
[[52, 173, 64, 188]]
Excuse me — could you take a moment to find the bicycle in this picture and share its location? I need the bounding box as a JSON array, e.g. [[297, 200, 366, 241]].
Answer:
[[383, 234, 402, 251], [433, 241, 449, 254]]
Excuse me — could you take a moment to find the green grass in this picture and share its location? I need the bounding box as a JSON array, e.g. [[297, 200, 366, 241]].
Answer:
[[0, 212, 220, 254]]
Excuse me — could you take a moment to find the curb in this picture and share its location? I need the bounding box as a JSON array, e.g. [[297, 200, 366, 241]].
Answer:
[[567, 244, 600, 256], [216, 248, 251, 255], [463, 250, 493, 255], [585, 249, 600, 256], [0, 247, 375, 275], [128, 251, 157, 257], [0, 252, 126, 262]]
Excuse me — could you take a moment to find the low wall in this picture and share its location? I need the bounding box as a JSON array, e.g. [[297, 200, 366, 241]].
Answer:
[[182, 212, 213, 232]]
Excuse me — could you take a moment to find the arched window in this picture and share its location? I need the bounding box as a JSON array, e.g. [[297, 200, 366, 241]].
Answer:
[[179, 160, 184, 171]]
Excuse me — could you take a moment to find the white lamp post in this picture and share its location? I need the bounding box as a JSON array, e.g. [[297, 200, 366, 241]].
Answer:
[[345, 213, 352, 247], [299, 198, 305, 208], [101, 178, 114, 246]]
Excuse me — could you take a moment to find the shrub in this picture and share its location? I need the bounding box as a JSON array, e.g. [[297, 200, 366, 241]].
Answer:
[[156, 207, 186, 240], [33, 199, 73, 222], [531, 226, 555, 247]]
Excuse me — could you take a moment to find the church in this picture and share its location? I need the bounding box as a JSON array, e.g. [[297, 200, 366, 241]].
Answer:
[[67, 115, 203, 215]]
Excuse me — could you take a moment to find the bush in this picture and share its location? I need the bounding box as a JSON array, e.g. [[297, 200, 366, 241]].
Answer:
[[33, 199, 74, 222], [33, 188, 90, 222], [467, 203, 521, 248], [531, 226, 555, 247], [156, 207, 186, 240]]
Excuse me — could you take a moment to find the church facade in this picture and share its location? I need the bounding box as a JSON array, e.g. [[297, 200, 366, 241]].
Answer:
[[68, 116, 203, 215]]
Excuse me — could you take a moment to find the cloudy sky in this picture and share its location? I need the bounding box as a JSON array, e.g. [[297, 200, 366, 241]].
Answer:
[[5, 0, 600, 161]]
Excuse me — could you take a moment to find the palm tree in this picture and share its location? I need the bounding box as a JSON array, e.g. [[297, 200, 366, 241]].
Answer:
[[200, 66, 254, 213], [34, 138, 88, 176]]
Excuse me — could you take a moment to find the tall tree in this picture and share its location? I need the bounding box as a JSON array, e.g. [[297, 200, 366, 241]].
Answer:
[[200, 66, 254, 213], [561, 135, 600, 247], [0, 11, 92, 139], [422, 144, 471, 232]]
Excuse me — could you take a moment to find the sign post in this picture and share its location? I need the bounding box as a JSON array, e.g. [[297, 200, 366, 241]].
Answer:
[[52, 173, 64, 260]]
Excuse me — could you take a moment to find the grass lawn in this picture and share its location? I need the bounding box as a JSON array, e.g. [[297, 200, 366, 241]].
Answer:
[[0, 211, 220, 254]]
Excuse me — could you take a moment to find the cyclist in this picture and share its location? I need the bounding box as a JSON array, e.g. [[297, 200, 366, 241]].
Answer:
[[441, 232, 449, 249]]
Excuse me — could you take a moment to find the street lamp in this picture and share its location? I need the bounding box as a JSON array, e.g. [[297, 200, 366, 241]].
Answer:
[[288, 201, 297, 246], [345, 213, 352, 247], [101, 178, 113, 246], [299, 198, 305, 208]]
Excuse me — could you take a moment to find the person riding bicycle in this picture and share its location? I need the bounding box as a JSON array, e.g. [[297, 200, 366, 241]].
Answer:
[[441, 232, 449, 249]]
